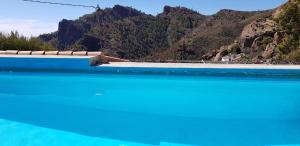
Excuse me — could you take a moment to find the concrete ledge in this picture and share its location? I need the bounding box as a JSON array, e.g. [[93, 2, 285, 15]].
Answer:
[[31, 51, 45, 55], [73, 51, 87, 56], [101, 55, 129, 62], [5, 50, 18, 55], [58, 51, 73, 56], [87, 51, 102, 56], [45, 51, 59, 55], [18, 51, 32, 55]]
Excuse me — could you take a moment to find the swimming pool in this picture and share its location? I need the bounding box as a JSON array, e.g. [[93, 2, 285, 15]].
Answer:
[[0, 59, 300, 146]]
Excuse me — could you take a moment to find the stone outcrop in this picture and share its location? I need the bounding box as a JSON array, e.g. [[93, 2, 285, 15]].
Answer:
[[239, 18, 277, 50], [57, 19, 90, 49], [238, 18, 283, 61], [211, 16, 283, 63], [213, 46, 229, 62], [262, 43, 280, 59], [250, 37, 263, 52], [212, 42, 242, 62], [273, 32, 285, 45]]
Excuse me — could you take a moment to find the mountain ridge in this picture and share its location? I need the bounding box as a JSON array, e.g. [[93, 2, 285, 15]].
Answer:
[[40, 4, 296, 63]]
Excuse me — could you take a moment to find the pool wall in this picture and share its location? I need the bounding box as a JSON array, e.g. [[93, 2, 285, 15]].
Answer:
[[0, 57, 91, 71], [1, 57, 300, 77]]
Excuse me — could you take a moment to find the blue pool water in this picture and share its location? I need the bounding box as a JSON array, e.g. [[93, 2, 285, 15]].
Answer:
[[0, 69, 300, 146]]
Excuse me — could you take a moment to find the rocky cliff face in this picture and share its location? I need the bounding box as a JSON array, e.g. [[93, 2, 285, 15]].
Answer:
[[210, 18, 282, 63], [57, 19, 91, 49], [210, 0, 300, 63], [40, 5, 145, 51], [153, 9, 273, 61], [40, 5, 279, 61]]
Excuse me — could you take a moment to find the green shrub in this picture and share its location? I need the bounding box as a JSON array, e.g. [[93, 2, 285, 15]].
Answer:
[[276, 0, 300, 54], [0, 31, 56, 51], [284, 48, 300, 62]]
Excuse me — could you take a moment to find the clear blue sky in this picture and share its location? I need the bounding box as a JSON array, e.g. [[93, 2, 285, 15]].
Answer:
[[0, 0, 287, 36]]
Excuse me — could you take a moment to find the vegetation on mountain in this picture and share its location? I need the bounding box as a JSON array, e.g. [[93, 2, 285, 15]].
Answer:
[[38, 1, 300, 63], [40, 5, 272, 61], [206, 0, 300, 63], [1, 1, 298, 64], [276, 0, 300, 61], [0, 31, 56, 51], [151, 9, 273, 61]]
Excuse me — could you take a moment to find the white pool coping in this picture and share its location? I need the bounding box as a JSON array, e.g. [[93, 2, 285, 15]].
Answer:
[[101, 62, 300, 70]]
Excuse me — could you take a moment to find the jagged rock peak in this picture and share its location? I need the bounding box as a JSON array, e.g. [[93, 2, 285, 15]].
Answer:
[[215, 9, 252, 16], [110, 5, 143, 17], [217, 9, 238, 14], [112, 5, 136, 12], [162, 5, 200, 15]]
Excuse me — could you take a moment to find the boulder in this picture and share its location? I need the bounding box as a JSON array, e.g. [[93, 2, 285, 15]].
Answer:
[[89, 55, 109, 66]]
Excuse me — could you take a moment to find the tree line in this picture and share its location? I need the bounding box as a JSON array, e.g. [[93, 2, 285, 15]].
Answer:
[[0, 31, 56, 51]]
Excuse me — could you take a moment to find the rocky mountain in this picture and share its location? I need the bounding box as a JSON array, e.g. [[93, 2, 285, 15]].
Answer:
[[40, 2, 300, 63], [208, 0, 300, 63], [152, 9, 272, 61]]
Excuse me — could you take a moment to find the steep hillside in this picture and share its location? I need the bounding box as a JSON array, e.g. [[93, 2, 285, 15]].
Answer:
[[40, 5, 274, 61], [150, 9, 273, 61], [209, 0, 300, 63]]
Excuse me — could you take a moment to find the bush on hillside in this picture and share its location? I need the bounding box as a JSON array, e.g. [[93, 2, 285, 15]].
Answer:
[[0, 31, 56, 51], [277, 0, 300, 54]]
